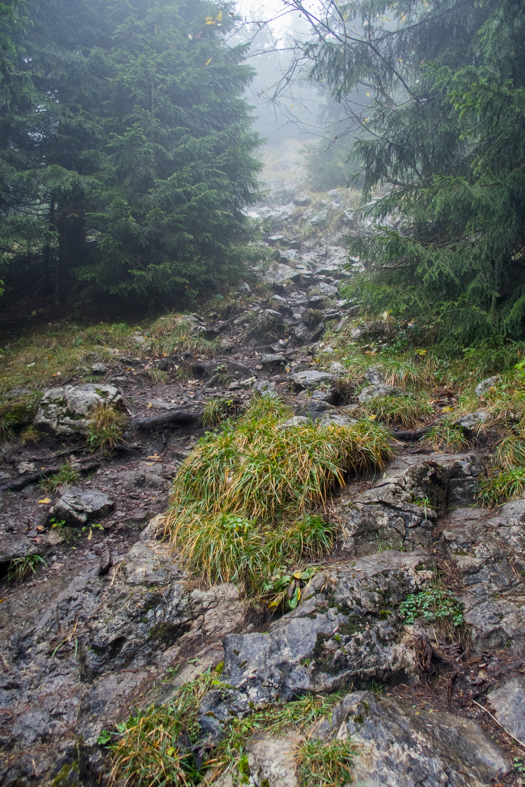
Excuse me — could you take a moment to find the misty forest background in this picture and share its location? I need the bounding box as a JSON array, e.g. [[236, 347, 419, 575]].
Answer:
[[1, 0, 525, 346]]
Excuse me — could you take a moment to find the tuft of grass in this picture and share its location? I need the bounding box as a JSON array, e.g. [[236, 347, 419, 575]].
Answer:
[[108, 671, 216, 786], [108, 668, 346, 787], [425, 419, 469, 452], [148, 367, 169, 385], [20, 425, 42, 444], [479, 467, 525, 507], [148, 314, 218, 357], [8, 554, 47, 583], [494, 432, 525, 469], [296, 738, 355, 787], [87, 403, 127, 453], [0, 392, 43, 439], [213, 692, 348, 784], [360, 394, 433, 428], [40, 463, 81, 493], [202, 397, 241, 428], [167, 396, 391, 593]]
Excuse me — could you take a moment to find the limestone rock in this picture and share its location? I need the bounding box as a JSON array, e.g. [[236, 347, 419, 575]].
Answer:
[[293, 192, 311, 206], [199, 551, 432, 734], [246, 731, 303, 787], [318, 691, 511, 787], [51, 486, 114, 526], [454, 411, 489, 434], [34, 384, 122, 436], [292, 370, 334, 389], [358, 384, 406, 403], [338, 454, 483, 555], [441, 504, 525, 653], [489, 677, 525, 743], [350, 320, 394, 342], [475, 376, 499, 397], [0, 534, 40, 563]]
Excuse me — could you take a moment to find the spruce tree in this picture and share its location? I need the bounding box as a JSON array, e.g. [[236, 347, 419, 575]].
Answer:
[[0, 0, 261, 305], [79, 0, 262, 301], [292, 0, 525, 344]]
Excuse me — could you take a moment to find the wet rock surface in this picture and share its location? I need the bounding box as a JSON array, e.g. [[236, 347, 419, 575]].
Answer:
[[317, 691, 511, 786], [0, 174, 523, 786], [35, 384, 123, 436]]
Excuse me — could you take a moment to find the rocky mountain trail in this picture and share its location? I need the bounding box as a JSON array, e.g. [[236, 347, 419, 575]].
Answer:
[[1, 184, 525, 785]]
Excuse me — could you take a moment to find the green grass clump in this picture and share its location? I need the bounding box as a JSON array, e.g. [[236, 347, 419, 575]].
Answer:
[[148, 314, 218, 357], [479, 467, 525, 507], [87, 403, 127, 453], [107, 671, 216, 786], [107, 665, 346, 787], [202, 397, 241, 428], [8, 554, 47, 583], [297, 738, 355, 787], [361, 394, 433, 428], [167, 396, 392, 592], [425, 418, 469, 452], [40, 463, 81, 493]]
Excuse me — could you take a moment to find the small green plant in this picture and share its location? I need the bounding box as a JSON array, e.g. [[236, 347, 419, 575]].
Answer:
[[40, 463, 81, 493], [410, 495, 435, 521], [514, 757, 525, 786], [369, 679, 385, 695], [87, 403, 127, 453], [400, 587, 465, 629], [49, 517, 66, 529], [8, 554, 47, 583], [262, 566, 317, 611], [20, 425, 42, 444], [296, 738, 355, 787]]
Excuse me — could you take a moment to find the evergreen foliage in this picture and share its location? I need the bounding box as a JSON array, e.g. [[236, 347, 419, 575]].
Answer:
[[0, 0, 261, 305], [294, 0, 525, 344]]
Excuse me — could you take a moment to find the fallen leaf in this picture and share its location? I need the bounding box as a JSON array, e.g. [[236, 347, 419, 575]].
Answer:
[[38, 498, 52, 504]]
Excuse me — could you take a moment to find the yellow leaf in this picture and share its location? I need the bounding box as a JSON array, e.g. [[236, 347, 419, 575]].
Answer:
[[147, 402, 153, 409], [368, 414, 378, 420], [366, 92, 370, 97], [216, 10, 223, 22], [206, 58, 212, 66], [39, 498, 51, 504], [293, 571, 303, 579], [88, 528, 92, 540], [441, 406, 454, 412], [205, 18, 215, 24]]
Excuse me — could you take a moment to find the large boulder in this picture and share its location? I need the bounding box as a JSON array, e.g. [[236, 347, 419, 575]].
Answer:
[[338, 454, 483, 555], [198, 550, 433, 740], [316, 691, 510, 787], [440, 502, 525, 653], [34, 384, 122, 436]]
